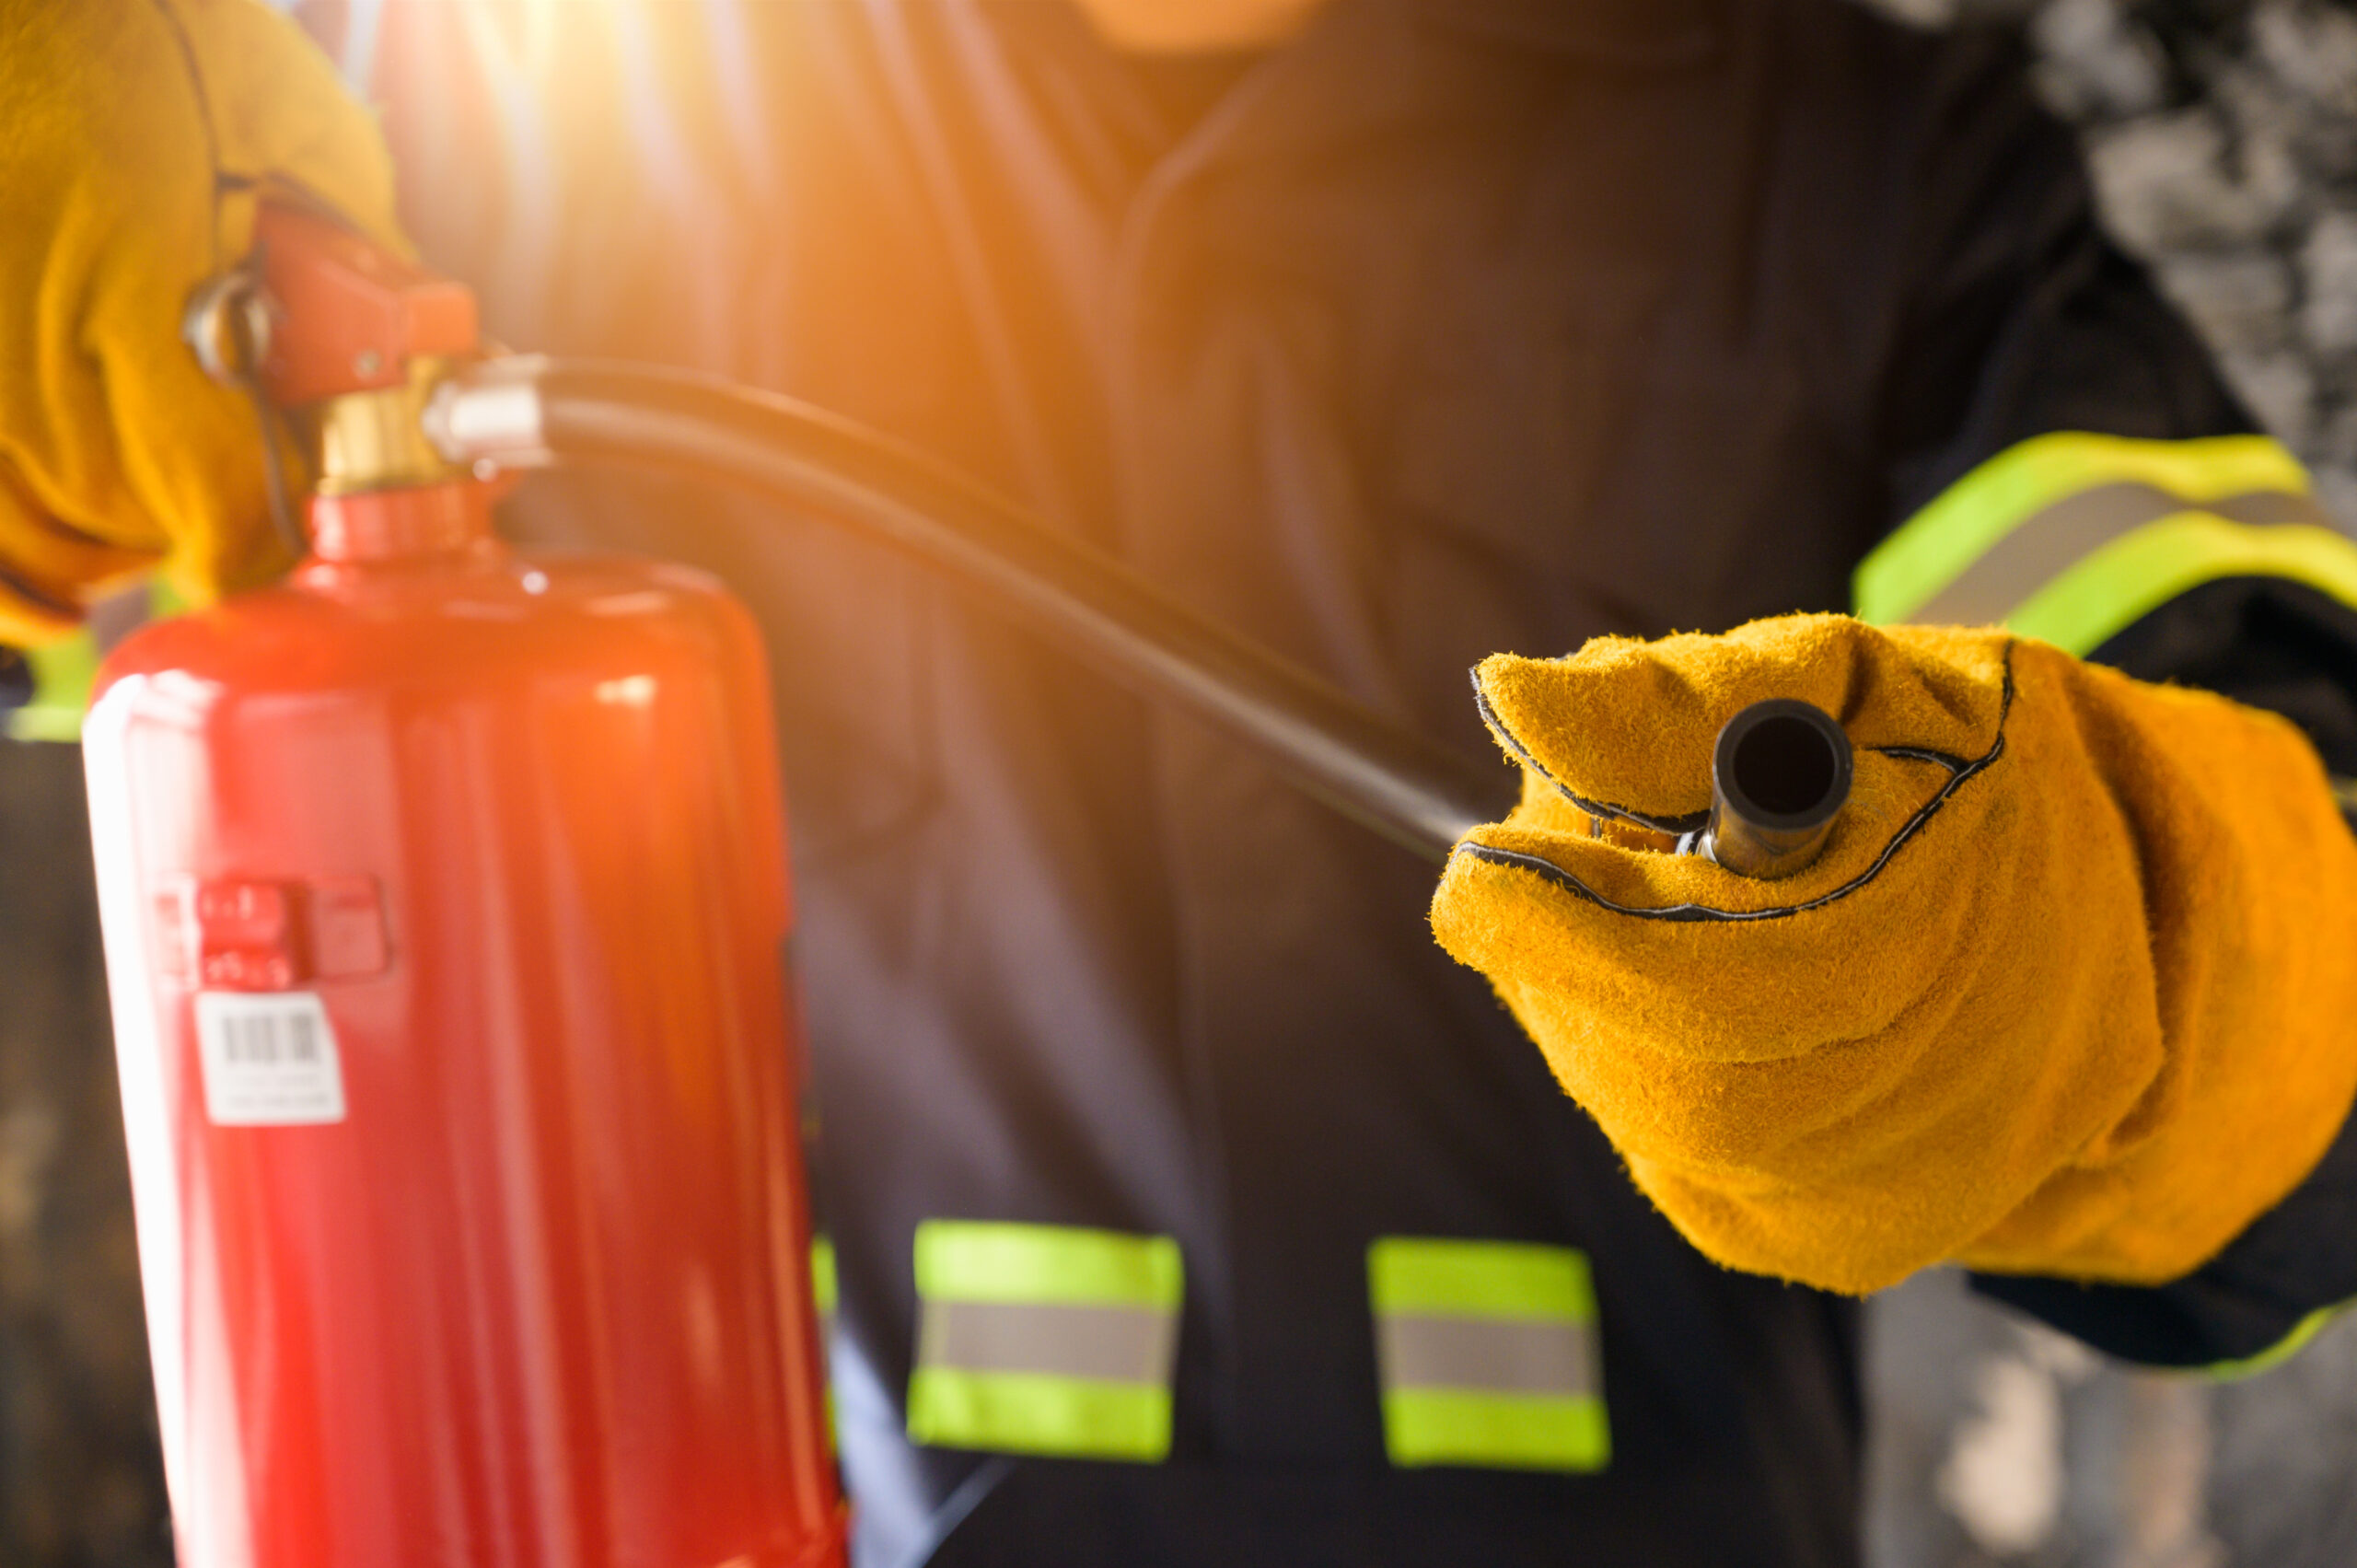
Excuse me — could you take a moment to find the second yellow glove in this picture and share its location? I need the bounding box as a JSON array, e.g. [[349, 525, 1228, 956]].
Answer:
[[1430, 613, 2357, 1295]]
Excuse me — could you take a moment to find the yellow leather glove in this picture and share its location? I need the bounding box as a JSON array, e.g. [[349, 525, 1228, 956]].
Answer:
[[0, 0, 400, 647], [1430, 613, 2357, 1295]]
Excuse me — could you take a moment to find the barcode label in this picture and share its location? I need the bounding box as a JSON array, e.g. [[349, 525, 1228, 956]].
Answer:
[[193, 992, 347, 1125]]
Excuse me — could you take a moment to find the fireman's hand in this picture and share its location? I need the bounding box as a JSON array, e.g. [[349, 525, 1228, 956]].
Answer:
[[0, 0, 401, 647], [1429, 613, 2357, 1295]]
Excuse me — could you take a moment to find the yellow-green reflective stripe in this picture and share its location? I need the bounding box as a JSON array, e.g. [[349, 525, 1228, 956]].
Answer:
[[1910, 484, 2325, 627], [7, 631, 101, 742], [1855, 432, 2310, 625], [6, 576, 184, 744], [1380, 1388, 1609, 1472], [810, 1236, 839, 1318], [2007, 515, 2357, 656], [807, 1235, 840, 1450], [1367, 1237, 1596, 1322], [914, 1220, 1181, 1309], [2203, 1301, 2351, 1381], [906, 1369, 1172, 1461]]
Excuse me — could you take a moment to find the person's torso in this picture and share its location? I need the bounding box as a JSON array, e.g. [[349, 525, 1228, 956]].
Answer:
[[363, 2, 1951, 1561]]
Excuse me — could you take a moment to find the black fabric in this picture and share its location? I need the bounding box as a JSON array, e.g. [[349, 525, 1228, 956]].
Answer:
[[2090, 575, 2357, 776], [0, 648, 29, 712], [365, 1, 2342, 1562], [1868, 30, 2259, 513], [923, 1446, 1854, 1568]]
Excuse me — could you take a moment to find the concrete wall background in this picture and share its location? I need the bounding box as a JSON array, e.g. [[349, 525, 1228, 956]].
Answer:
[[1866, 1270, 2357, 1567], [1912, 0, 2357, 515], [4, 2, 2357, 1562]]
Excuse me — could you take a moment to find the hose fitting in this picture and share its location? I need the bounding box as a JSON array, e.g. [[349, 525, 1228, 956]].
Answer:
[[1697, 699, 1853, 879]]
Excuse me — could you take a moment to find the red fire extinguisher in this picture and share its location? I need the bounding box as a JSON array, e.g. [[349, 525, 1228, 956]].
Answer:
[[82, 207, 846, 1567]]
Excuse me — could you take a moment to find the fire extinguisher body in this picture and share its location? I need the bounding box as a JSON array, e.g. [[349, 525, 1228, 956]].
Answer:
[[84, 482, 844, 1568]]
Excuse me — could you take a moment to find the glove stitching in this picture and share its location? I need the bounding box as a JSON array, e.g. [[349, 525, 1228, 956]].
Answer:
[[1874, 744, 1972, 773], [1452, 644, 2017, 923], [1469, 669, 1714, 834]]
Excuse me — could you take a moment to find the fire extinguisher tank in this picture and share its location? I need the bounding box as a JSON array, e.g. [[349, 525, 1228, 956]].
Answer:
[[83, 481, 845, 1568]]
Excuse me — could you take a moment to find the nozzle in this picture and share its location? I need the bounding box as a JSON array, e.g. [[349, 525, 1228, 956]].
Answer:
[[1701, 699, 1852, 880]]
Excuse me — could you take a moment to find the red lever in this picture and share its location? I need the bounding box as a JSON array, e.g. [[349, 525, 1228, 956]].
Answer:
[[252, 204, 477, 406]]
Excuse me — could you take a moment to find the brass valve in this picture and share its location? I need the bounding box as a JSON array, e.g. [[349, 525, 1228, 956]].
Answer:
[[309, 357, 471, 496]]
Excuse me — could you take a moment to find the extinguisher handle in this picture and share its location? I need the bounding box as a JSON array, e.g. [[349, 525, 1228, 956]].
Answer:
[[184, 203, 486, 544]]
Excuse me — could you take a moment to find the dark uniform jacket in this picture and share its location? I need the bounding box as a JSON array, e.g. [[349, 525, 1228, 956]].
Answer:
[[317, 1, 2357, 1562]]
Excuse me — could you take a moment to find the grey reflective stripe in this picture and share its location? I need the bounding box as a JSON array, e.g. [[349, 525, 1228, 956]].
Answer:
[[907, 1221, 1181, 1460], [1377, 1313, 1596, 1400], [1910, 482, 2329, 625], [916, 1298, 1178, 1384]]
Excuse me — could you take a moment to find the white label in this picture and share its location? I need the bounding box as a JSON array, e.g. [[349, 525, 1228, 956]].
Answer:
[[193, 992, 347, 1126]]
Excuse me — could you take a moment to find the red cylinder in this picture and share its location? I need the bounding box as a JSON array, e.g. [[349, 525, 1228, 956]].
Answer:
[[83, 481, 845, 1568]]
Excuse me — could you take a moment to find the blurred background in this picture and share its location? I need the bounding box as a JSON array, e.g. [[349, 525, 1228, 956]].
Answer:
[[6, 2, 2357, 1564]]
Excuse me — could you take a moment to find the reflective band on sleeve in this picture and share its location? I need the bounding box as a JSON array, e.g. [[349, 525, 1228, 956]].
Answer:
[[2004, 511, 2357, 656], [1905, 484, 2328, 629], [1367, 1237, 1608, 1472], [906, 1220, 1181, 1461], [1852, 433, 2357, 650], [2203, 1300, 2351, 1381]]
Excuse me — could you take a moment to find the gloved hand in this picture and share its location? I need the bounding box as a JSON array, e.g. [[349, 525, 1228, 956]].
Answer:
[[1430, 613, 2357, 1295], [0, 0, 400, 647]]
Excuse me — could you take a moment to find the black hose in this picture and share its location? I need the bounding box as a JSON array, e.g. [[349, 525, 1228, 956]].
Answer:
[[447, 359, 1510, 862]]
